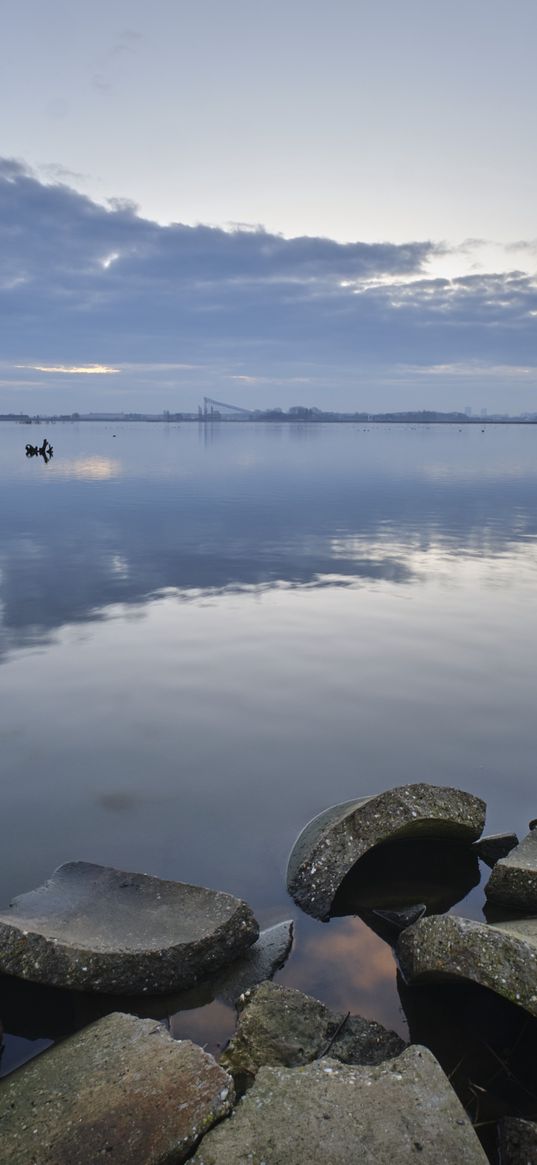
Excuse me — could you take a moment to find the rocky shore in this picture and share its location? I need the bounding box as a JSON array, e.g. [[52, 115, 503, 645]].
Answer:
[[1, 782, 536, 1163]]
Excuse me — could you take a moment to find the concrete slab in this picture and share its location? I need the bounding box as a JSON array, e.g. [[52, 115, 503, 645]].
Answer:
[[287, 783, 486, 919], [397, 914, 537, 1017], [220, 979, 406, 1092], [192, 1046, 488, 1164], [0, 1012, 234, 1165], [485, 829, 537, 909], [473, 832, 518, 867], [209, 920, 294, 1006], [0, 862, 258, 994]]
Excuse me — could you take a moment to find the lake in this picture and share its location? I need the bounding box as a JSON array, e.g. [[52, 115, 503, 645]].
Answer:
[[2, 419, 537, 1077]]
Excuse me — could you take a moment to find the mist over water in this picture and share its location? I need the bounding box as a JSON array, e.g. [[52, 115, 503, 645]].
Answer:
[[2, 420, 537, 1073]]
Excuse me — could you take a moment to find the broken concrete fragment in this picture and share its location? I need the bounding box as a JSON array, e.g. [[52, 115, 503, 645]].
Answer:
[[373, 903, 426, 929], [485, 829, 537, 909], [498, 1117, 537, 1163], [209, 920, 294, 1006], [397, 914, 537, 1017], [473, 831, 518, 867], [287, 783, 486, 919], [0, 1012, 234, 1165], [0, 922, 292, 1054], [192, 1047, 488, 1164], [220, 979, 406, 1092], [360, 903, 427, 945], [0, 862, 259, 994]]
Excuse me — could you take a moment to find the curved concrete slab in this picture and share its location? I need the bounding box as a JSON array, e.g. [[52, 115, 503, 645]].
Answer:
[[287, 784, 486, 919], [0, 921, 292, 1045], [0, 862, 259, 994], [397, 914, 537, 1017]]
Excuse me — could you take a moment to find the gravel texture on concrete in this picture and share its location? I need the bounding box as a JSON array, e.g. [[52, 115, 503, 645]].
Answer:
[[192, 1046, 488, 1164], [0, 1012, 234, 1165], [287, 783, 486, 919], [397, 914, 537, 1017], [0, 861, 259, 994], [220, 979, 406, 1092]]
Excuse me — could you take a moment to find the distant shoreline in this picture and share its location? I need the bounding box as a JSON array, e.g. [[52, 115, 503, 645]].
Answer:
[[4, 416, 537, 426]]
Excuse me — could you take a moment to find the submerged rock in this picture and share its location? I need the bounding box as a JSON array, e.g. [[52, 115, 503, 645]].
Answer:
[[397, 914, 537, 1017], [498, 1117, 537, 1163], [485, 828, 537, 909], [287, 784, 486, 919], [0, 1012, 234, 1165], [192, 1047, 488, 1164], [0, 862, 259, 994], [220, 980, 406, 1092], [473, 831, 518, 868]]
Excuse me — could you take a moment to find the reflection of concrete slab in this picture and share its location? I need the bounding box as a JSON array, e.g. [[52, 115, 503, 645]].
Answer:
[[398, 914, 537, 1017], [287, 784, 486, 920], [192, 1047, 488, 1164], [485, 829, 537, 910], [332, 838, 480, 920], [0, 862, 258, 994], [0, 1012, 233, 1165], [221, 980, 406, 1092], [397, 969, 537, 1159]]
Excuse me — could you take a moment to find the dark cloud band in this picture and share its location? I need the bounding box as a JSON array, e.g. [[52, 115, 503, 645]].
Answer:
[[1, 157, 536, 380]]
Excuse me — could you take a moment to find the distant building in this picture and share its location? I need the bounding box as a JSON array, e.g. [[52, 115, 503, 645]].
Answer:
[[464, 407, 472, 416]]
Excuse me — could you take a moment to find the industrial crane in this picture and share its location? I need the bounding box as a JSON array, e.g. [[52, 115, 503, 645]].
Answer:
[[201, 396, 252, 418]]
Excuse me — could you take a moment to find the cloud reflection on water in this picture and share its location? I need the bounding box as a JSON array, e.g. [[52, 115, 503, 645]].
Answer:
[[281, 916, 404, 1036], [2, 422, 537, 660], [3, 423, 537, 1078], [52, 455, 121, 481]]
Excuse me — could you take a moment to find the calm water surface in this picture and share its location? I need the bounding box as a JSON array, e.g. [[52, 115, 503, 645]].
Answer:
[[2, 420, 537, 1075]]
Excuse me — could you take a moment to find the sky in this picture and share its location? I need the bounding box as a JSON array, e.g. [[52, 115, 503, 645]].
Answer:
[[1, 0, 536, 413]]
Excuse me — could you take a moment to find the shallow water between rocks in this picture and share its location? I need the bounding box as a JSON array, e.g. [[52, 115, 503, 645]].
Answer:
[[2, 420, 537, 1129]]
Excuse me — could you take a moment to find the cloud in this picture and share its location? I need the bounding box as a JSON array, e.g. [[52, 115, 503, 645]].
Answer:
[[91, 27, 144, 95], [38, 163, 90, 184], [1, 157, 537, 408], [505, 239, 537, 253], [19, 364, 119, 375]]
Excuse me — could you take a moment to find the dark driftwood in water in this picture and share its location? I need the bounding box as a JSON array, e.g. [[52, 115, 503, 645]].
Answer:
[[25, 439, 53, 461]]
